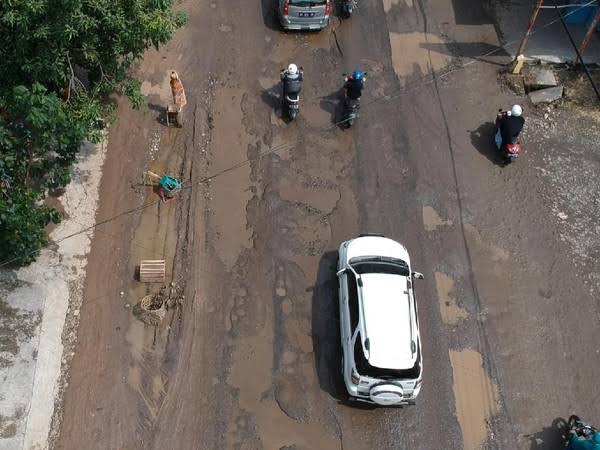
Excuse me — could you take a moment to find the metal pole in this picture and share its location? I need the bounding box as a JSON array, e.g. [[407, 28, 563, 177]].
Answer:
[[576, 7, 600, 64], [514, 0, 545, 58], [556, 6, 600, 103]]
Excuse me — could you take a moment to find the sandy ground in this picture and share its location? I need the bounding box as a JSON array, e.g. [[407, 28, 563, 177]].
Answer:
[[0, 140, 107, 450], [39, 0, 600, 449]]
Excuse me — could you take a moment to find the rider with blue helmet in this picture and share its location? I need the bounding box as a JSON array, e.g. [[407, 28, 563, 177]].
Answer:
[[344, 69, 365, 100], [352, 69, 363, 80]]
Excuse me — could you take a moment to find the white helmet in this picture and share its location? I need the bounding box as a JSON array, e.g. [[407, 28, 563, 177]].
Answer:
[[511, 104, 523, 117], [287, 63, 298, 76]]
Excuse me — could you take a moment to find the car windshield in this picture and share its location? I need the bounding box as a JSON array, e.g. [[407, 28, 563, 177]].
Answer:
[[289, 0, 326, 5], [355, 337, 421, 380], [349, 256, 410, 276]]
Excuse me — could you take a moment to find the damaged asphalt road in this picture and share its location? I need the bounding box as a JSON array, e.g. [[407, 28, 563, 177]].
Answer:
[[53, 0, 600, 449]]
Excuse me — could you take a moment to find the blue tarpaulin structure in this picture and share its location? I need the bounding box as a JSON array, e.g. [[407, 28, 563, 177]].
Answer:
[[565, 1, 599, 30]]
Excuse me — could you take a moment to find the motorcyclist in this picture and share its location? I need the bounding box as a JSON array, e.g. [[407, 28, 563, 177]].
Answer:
[[344, 69, 365, 100], [495, 104, 524, 148], [281, 63, 303, 99], [567, 430, 600, 449]]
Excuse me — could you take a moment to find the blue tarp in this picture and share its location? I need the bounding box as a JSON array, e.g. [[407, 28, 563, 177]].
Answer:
[[564, 1, 595, 24]]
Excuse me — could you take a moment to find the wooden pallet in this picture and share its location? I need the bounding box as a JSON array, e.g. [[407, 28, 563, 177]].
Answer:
[[139, 260, 166, 283]]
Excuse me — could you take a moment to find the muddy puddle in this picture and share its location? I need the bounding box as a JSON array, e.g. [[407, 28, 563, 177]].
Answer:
[[227, 322, 338, 449], [140, 70, 175, 103], [384, 0, 413, 11], [423, 205, 452, 231], [450, 349, 499, 450], [464, 223, 509, 268], [389, 32, 451, 80], [210, 87, 255, 270], [435, 272, 468, 325], [278, 178, 340, 213]]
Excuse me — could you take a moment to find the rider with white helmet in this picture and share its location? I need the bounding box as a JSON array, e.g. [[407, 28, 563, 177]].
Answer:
[[499, 104, 525, 146], [281, 63, 303, 96], [286, 63, 299, 79]]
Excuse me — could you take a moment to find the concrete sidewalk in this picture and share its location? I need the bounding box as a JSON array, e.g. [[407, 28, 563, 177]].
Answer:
[[0, 140, 107, 450], [492, 0, 600, 64]]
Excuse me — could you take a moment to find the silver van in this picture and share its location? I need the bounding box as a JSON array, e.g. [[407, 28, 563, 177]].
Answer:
[[278, 0, 331, 31]]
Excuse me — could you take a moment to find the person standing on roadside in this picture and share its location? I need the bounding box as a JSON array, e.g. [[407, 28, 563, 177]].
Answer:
[[170, 71, 187, 112]]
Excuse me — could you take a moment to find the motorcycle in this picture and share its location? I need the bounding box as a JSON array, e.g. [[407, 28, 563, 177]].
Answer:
[[285, 92, 300, 120], [494, 109, 521, 164], [343, 97, 360, 127], [341, 0, 358, 18], [565, 415, 600, 449], [342, 72, 367, 128], [281, 67, 303, 121]]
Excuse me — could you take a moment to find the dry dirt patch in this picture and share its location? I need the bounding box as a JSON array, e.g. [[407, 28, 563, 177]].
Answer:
[[450, 349, 499, 450]]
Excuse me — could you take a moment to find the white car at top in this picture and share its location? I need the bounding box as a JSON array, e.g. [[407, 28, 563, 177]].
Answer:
[[337, 234, 424, 406]]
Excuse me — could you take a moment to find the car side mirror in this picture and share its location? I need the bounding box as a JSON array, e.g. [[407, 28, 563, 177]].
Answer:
[[413, 272, 424, 280]]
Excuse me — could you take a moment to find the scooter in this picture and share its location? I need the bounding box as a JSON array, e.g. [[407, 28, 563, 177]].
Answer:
[[285, 92, 300, 120], [565, 415, 600, 449], [341, 72, 367, 128], [494, 109, 521, 164], [281, 67, 303, 121], [341, 0, 358, 18], [342, 97, 360, 127]]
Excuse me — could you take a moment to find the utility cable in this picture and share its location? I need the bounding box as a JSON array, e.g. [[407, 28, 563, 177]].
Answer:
[[555, 4, 600, 103], [1, 0, 598, 268]]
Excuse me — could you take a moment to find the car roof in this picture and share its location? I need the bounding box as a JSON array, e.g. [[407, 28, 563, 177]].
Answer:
[[360, 272, 417, 370]]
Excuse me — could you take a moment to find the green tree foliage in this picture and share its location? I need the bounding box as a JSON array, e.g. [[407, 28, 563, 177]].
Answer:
[[0, 0, 186, 266], [0, 186, 61, 266]]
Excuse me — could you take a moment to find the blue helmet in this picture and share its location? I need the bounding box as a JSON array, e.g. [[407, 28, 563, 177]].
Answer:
[[352, 69, 364, 80]]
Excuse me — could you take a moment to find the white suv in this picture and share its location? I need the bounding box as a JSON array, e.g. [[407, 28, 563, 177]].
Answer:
[[337, 234, 424, 406]]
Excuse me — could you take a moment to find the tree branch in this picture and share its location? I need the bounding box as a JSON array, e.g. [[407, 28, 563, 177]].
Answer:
[[66, 52, 74, 102], [65, 52, 86, 101]]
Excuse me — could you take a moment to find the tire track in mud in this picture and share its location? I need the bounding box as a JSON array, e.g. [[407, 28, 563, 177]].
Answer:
[[202, 4, 360, 447], [411, 0, 515, 447]]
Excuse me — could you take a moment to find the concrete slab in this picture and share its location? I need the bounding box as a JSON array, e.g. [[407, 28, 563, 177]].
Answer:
[[0, 140, 107, 450], [491, 0, 600, 64], [529, 85, 564, 103], [523, 66, 558, 90]]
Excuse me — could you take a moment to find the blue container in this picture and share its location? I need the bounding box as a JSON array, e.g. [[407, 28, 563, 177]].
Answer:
[[565, 0, 594, 24]]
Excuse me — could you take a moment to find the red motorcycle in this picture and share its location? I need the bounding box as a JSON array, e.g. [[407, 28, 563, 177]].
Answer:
[[494, 110, 521, 164]]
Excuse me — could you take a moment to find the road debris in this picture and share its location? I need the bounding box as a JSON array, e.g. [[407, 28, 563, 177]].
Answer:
[[523, 65, 558, 90], [132, 285, 183, 326], [528, 85, 564, 104]]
